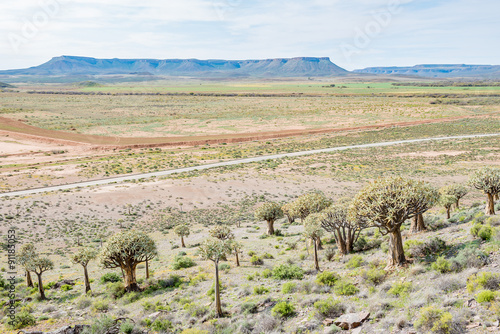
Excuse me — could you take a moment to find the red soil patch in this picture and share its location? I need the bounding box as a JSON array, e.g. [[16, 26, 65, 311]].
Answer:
[[0, 113, 495, 150]]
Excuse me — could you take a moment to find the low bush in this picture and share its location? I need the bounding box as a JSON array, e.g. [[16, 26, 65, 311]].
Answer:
[[100, 272, 122, 283], [271, 301, 295, 318], [467, 272, 500, 292], [314, 297, 345, 318], [431, 256, 452, 273], [82, 315, 115, 334], [476, 290, 495, 303], [6, 311, 36, 330], [272, 264, 304, 280], [333, 280, 359, 296], [346, 255, 364, 269], [387, 282, 412, 297], [250, 255, 264, 266], [106, 282, 126, 299], [362, 268, 386, 285], [414, 306, 453, 333], [262, 269, 272, 278], [316, 271, 340, 287], [172, 255, 196, 270], [150, 319, 173, 332], [92, 299, 110, 312], [282, 282, 297, 294], [254, 286, 269, 295], [219, 263, 231, 271]]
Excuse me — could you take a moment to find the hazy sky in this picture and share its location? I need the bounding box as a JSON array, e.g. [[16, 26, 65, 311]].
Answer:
[[1, 0, 499, 71]]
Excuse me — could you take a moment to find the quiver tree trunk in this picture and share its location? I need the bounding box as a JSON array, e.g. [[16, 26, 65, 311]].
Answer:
[[335, 228, 348, 256], [146, 259, 149, 279], [446, 207, 451, 219], [235, 251, 240, 267], [315, 236, 323, 250], [266, 220, 275, 235], [181, 236, 186, 248], [214, 260, 223, 317], [388, 229, 406, 267], [410, 214, 426, 233], [486, 193, 496, 215], [123, 264, 140, 292], [313, 239, 320, 271], [36, 273, 46, 300], [83, 266, 91, 293], [26, 270, 33, 288]]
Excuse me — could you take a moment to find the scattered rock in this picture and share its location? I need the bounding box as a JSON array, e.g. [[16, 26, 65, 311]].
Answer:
[[464, 298, 479, 308], [148, 311, 161, 319], [22, 325, 90, 334], [466, 322, 481, 329], [323, 318, 335, 326], [334, 311, 370, 330]]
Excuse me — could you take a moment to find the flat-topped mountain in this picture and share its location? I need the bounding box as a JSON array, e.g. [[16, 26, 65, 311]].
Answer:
[[0, 56, 348, 77], [355, 64, 500, 78]]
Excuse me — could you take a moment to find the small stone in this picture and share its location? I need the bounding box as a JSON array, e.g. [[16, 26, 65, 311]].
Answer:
[[323, 318, 335, 326], [148, 311, 161, 319], [466, 322, 481, 329]]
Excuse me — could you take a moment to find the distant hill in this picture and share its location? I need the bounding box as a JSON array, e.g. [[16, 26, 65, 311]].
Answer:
[[0, 56, 348, 78], [0, 82, 14, 88], [354, 64, 500, 79]]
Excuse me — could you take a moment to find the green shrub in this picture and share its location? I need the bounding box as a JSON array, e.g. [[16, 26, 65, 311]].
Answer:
[[250, 255, 264, 265], [150, 319, 173, 332], [100, 272, 122, 283], [172, 255, 196, 270], [333, 280, 359, 296], [241, 301, 258, 314], [471, 223, 482, 237], [262, 269, 272, 278], [476, 290, 495, 303], [122, 291, 142, 304], [362, 268, 386, 285], [346, 255, 364, 269], [478, 225, 493, 241], [6, 311, 36, 330], [467, 272, 500, 292], [82, 315, 115, 334], [120, 320, 135, 334], [315, 271, 339, 286], [76, 296, 92, 309], [314, 298, 345, 318], [106, 282, 126, 299], [414, 306, 453, 333], [60, 284, 73, 291], [254, 286, 269, 295], [271, 301, 295, 318], [431, 256, 451, 273], [272, 264, 304, 280], [387, 282, 412, 297], [219, 263, 231, 271], [282, 282, 297, 294], [92, 299, 110, 312], [262, 253, 274, 259], [180, 329, 209, 334]]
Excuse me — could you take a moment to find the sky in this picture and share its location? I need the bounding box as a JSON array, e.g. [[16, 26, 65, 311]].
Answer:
[[0, 0, 499, 71]]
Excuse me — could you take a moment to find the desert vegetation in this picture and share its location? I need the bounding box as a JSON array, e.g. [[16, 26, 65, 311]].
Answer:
[[0, 80, 499, 333]]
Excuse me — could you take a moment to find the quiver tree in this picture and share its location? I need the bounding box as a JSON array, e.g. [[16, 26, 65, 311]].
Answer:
[[209, 225, 234, 241], [289, 192, 333, 249], [408, 183, 439, 233], [228, 240, 243, 266], [71, 248, 98, 293], [99, 231, 157, 292], [198, 238, 231, 318], [350, 177, 436, 267], [321, 203, 366, 255], [281, 202, 296, 224], [27, 257, 54, 300], [174, 224, 190, 248], [440, 195, 456, 219], [255, 202, 284, 235], [303, 213, 324, 271], [469, 167, 500, 215], [18, 243, 37, 288], [440, 184, 468, 209], [289, 192, 333, 221]]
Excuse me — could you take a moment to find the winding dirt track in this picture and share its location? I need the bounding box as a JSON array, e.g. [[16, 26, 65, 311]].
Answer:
[[1, 133, 499, 198], [0, 113, 496, 149]]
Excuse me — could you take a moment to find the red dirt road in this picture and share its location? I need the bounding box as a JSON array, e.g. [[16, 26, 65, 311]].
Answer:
[[0, 113, 496, 149]]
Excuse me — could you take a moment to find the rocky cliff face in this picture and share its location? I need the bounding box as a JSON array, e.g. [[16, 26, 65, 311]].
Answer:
[[354, 64, 500, 78], [0, 56, 348, 77]]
